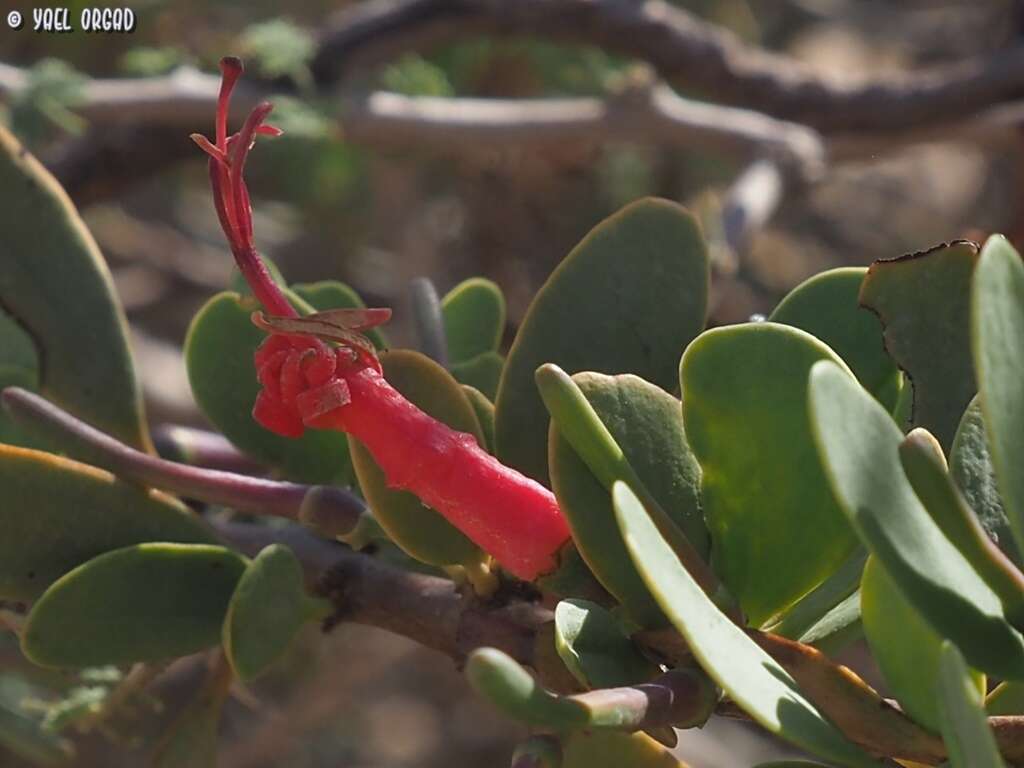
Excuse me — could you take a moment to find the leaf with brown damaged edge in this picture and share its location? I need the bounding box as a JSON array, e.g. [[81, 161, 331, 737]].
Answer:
[[751, 631, 946, 765], [859, 240, 979, 450], [615, 481, 882, 768]]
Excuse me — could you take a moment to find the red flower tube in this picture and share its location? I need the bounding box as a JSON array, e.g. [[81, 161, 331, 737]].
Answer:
[[192, 58, 570, 580]]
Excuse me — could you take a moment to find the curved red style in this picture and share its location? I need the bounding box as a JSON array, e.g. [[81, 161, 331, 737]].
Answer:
[[193, 58, 570, 580]]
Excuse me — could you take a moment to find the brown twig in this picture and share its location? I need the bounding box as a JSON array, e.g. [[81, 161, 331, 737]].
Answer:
[[0, 0, 1020, 213], [209, 518, 994, 766], [0, 62, 824, 174], [309, 0, 1024, 134]]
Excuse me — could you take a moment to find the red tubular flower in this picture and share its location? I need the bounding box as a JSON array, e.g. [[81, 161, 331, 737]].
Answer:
[[193, 58, 570, 581]]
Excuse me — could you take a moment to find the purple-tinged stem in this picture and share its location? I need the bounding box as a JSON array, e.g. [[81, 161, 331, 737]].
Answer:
[[151, 423, 266, 474], [1, 387, 363, 535]]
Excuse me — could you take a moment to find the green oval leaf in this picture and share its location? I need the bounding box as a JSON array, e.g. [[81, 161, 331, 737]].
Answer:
[[612, 482, 878, 768], [972, 235, 1024, 562], [859, 240, 979, 449], [451, 351, 504, 401], [937, 641, 1006, 768], [681, 323, 858, 625], [223, 544, 322, 682], [0, 307, 43, 447], [546, 370, 707, 627], [899, 428, 1024, 627], [348, 349, 485, 570], [769, 552, 865, 643], [770, 267, 899, 409], [23, 544, 247, 668], [951, 397, 1019, 564], [496, 198, 708, 485], [0, 445, 215, 601], [797, 591, 862, 656], [553, 599, 657, 689], [861, 556, 983, 732], [461, 385, 495, 453], [808, 360, 1024, 680], [0, 125, 150, 451], [441, 277, 505, 364], [185, 291, 352, 484]]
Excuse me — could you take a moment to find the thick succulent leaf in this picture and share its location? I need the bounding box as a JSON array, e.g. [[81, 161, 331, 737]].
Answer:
[[0, 311, 42, 447], [293, 280, 388, 350], [951, 397, 1019, 564], [797, 591, 862, 656], [899, 428, 1024, 627], [349, 349, 485, 569], [808, 360, 1024, 680], [466, 647, 707, 735], [681, 323, 858, 625], [546, 370, 707, 627], [770, 267, 900, 409], [451, 351, 504, 401], [539, 365, 721, 624], [753, 764, 831, 768], [859, 240, 979, 449], [553, 599, 657, 689], [986, 682, 1024, 715], [769, 551, 865, 642], [223, 544, 324, 682], [972, 235, 1024, 561], [613, 482, 879, 768], [152, 657, 233, 768], [185, 291, 353, 484], [441, 277, 505, 364], [937, 642, 1006, 768], [861, 556, 984, 732], [750, 630, 945, 764], [22, 544, 247, 668], [465, 648, 589, 729], [0, 445, 215, 601], [0, 125, 150, 450], [496, 198, 708, 484], [561, 731, 688, 768], [461, 385, 495, 453]]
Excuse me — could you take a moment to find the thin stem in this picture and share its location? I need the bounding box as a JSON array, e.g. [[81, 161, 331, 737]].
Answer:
[[151, 423, 265, 474], [0, 388, 363, 532]]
